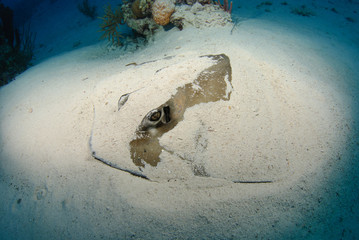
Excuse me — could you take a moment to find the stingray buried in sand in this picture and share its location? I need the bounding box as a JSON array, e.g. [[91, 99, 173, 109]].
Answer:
[[130, 54, 233, 168], [90, 54, 235, 181]]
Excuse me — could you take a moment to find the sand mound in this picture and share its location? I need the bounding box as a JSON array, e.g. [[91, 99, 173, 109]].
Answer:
[[90, 41, 342, 184]]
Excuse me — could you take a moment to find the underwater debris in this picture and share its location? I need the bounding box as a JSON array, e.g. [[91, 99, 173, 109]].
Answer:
[[291, 5, 315, 17], [345, 17, 355, 23], [99, 4, 125, 46], [72, 40, 81, 48], [256, 1, 272, 7], [77, 0, 97, 20], [330, 8, 338, 14]]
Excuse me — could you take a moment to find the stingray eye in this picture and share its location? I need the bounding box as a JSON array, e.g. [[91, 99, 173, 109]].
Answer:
[[149, 110, 161, 121]]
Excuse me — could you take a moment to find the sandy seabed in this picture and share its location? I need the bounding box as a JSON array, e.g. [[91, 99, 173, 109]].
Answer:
[[1, 17, 359, 239]]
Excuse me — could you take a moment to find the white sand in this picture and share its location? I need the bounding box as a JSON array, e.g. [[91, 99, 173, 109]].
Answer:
[[1, 1, 359, 239]]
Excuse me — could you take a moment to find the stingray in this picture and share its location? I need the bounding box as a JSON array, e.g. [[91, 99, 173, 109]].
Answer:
[[130, 54, 232, 168], [89, 54, 272, 183]]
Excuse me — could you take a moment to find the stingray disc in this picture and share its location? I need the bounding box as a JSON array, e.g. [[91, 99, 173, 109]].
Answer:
[[90, 54, 239, 181]]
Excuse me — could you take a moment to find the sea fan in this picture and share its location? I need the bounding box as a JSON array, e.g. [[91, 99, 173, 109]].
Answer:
[[99, 5, 125, 46]]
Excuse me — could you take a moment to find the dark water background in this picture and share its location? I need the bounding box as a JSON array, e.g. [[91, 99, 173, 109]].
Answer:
[[1, 0, 357, 64]]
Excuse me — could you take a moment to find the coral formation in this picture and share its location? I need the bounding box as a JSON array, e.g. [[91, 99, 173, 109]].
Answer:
[[0, 3, 35, 87], [184, 0, 196, 5], [98, 0, 232, 46], [0, 3, 15, 47], [131, 0, 154, 18], [175, 0, 212, 4], [152, 0, 175, 26], [99, 5, 125, 46], [216, 0, 232, 14], [170, 2, 232, 29], [197, 0, 212, 4], [122, 2, 160, 37], [131, 0, 146, 18]]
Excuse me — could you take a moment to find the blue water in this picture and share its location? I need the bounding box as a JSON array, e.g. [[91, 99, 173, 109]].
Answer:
[[0, 0, 359, 239]]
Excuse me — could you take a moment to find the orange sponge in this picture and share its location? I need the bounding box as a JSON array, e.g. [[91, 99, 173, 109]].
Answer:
[[152, 0, 175, 26]]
